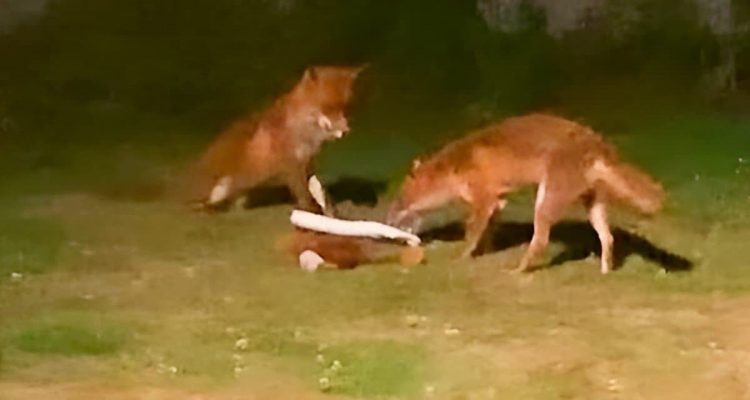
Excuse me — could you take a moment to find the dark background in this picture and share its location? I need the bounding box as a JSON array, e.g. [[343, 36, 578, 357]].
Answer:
[[0, 0, 748, 191]]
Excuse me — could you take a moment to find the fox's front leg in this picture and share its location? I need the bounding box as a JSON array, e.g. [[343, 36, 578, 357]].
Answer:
[[460, 195, 500, 259], [283, 162, 324, 214]]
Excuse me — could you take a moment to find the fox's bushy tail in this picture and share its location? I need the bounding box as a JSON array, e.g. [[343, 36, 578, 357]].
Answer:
[[588, 159, 665, 215]]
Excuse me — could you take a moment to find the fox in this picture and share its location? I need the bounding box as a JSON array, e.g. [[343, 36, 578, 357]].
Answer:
[[186, 65, 365, 212], [387, 113, 665, 274], [279, 230, 425, 269]]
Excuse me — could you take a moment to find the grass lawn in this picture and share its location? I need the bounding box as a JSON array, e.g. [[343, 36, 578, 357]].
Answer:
[[0, 109, 749, 399]]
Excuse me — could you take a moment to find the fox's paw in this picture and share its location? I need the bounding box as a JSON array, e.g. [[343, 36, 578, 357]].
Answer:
[[511, 264, 531, 275], [296, 201, 327, 216], [459, 249, 476, 260], [188, 200, 229, 214], [187, 200, 208, 212]]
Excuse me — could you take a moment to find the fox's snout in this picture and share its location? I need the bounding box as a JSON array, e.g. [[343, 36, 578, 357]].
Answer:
[[317, 114, 350, 139], [386, 200, 404, 225], [336, 124, 351, 138], [386, 200, 418, 233]]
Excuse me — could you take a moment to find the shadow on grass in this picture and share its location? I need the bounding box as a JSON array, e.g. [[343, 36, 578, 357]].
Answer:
[[422, 221, 693, 272], [246, 177, 386, 208], [232, 177, 387, 209], [95, 174, 387, 209]]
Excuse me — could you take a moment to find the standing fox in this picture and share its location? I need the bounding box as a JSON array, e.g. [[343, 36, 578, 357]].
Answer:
[[187, 65, 365, 212], [387, 113, 665, 274]]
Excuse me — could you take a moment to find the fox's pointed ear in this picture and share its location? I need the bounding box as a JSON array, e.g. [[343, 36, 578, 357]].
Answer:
[[304, 66, 319, 82], [353, 63, 369, 77], [411, 158, 421, 171]]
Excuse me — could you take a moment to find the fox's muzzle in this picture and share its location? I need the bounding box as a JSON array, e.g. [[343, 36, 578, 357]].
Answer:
[[335, 125, 350, 138], [316, 114, 350, 139], [386, 200, 405, 225], [386, 200, 420, 233]]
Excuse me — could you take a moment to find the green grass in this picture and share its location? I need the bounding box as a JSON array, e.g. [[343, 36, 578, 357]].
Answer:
[[502, 368, 591, 400], [322, 341, 424, 397], [0, 211, 66, 278], [0, 109, 748, 398], [8, 312, 128, 356]]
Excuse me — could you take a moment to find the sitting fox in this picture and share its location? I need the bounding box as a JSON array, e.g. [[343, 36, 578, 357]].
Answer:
[[387, 113, 665, 274], [187, 65, 365, 212]]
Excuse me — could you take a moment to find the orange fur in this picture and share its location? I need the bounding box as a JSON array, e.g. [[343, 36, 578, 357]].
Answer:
[[279, 230, 424, 269], [187, 65, 364, 211], [388, 113, 665, 274]]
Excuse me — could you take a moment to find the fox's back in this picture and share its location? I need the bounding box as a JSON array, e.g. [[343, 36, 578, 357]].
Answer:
[[428, 114, 606, 184], [477, 113, 600, 158]]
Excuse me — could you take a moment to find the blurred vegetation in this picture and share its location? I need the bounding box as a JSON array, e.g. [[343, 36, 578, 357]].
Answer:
[[0, 0, 748, 178]]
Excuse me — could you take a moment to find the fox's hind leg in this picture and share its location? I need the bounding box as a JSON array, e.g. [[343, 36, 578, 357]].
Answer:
[[191, 176, 236, 212], [208, 176, 234, 205], [198, 171, 265, 213], [586, 197, 614, 274], [515, 180, 578, 273]]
